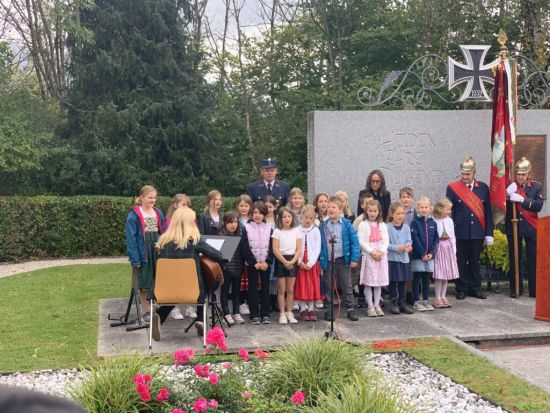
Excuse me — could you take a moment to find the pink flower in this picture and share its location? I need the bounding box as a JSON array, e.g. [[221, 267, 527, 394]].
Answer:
[[136, 383, 150, 395], [209, 371, 219, 384], [206, 327, 227, 351], [208, 399, 219, 408], [171, 409, 186, 413], [254, 349, 269, 359], [242, 390, 252, 399], [133, 374, 145, 386], [223, 361, 232, 370], [156, 387, 170, 402], [193, 364, 210, 378], [291, 390, 305, 405], [238, 348, 249, 361], [174, 348, 196, 366], [140, 391, 151, 402], [193, 397, 208, 412]]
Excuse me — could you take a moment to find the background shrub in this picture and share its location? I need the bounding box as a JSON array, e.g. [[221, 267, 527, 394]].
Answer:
[[0, 195, 238, 261]]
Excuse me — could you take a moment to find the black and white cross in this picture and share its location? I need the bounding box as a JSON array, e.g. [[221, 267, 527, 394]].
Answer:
[[448, 45, 499, 102]]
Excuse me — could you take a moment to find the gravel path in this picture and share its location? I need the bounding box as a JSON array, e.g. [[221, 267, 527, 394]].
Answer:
[[0, 257, 127, 279], [0, 353, 506, 412]]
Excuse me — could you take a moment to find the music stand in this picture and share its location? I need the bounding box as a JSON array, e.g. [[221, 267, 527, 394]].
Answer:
[[108, 287, 148, 332], [201, 235, 242, 333]]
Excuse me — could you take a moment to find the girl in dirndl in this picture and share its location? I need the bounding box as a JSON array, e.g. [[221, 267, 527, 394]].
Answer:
[[432, 197, 459, 308], [294, 205, 322, 321], [358, 199, 389, 317]]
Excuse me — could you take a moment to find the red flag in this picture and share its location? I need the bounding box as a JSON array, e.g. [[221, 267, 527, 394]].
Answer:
[[490, 60, 515, 223]]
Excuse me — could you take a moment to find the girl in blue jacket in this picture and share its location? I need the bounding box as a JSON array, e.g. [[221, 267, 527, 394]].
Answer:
[[125, 185, 166, 321], [410, 196, 439, 312]]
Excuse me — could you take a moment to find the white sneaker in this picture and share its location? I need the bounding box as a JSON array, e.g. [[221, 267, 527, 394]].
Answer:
[[292, 302, 299, 311], [184, 306, 197, 319], [413, 301, 427, 312], [315, 300, 324, 309], [423, 300, 434, 311], [279, 313, 288, 324], [286, 312, 298, 324], [233, 313, 245, 324], [239, 303, 250, 315], [170, 306, 184, 320], [224, 314, 235, 325]]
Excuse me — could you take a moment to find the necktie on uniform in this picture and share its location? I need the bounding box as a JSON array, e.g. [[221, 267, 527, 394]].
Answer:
[[267, 183, 272, 192]]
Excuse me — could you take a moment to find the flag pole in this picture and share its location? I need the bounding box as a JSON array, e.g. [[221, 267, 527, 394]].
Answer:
[[497, 30, 520, 298]]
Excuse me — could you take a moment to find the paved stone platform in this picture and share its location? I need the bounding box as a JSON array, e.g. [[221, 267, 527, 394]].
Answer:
[[98, 290, 550, 357]]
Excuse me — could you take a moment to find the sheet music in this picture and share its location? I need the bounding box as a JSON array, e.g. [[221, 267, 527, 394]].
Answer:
[[205, 238, 224, 251]]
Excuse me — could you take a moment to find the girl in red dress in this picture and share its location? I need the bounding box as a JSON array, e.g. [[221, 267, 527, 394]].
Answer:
[[294, 205, 322, 321]]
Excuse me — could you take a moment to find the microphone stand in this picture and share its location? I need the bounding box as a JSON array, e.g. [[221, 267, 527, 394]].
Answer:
[[325, 235, 339, 340]]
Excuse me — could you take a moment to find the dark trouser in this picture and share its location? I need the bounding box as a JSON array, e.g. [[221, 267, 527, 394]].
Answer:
[[323, 258, 355, 310], [413, 272, 431, 301], [389, 281, 406, 304], [455, 239, 484, 294], [247, 265, 271, 319], [507, 235, 537, 297], [221, 273, 241, 315]]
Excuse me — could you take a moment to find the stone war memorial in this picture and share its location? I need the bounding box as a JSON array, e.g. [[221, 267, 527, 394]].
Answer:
[[308, 109, 550, 217]]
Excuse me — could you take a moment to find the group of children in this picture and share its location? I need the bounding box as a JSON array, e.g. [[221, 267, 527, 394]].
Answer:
[[128, 183, 462, 327]]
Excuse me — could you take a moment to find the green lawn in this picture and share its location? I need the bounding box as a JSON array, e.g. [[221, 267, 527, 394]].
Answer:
[[0, 264, 127, 372], [370, 338, 550, 413]]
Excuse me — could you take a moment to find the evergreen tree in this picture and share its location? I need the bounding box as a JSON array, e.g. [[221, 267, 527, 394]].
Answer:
[[52, 0, 213, 195]]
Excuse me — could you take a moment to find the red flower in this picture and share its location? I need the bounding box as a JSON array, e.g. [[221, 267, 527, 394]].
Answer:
[[254, 349, 269, 359], [291, 390, 305, 405], [209, 371, 219, 384], [208, 399, 219, 408], [140, 391, 151, 402], [143, 374, 152, 383], [193, 397, 208, 412], [193, 364, 210, 378], [171, 409, 186, 413], [136, 383, 150, 395], [156, 387, 170, 402], [242, 390, 252, 399], [238, 348, 249, 361], [174, 348, 196, 366]]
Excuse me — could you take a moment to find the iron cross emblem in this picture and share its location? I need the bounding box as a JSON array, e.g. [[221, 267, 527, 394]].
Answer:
[[448, 45, 499, 102]]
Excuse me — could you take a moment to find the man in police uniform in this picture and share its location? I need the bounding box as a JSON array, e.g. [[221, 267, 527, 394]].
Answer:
[[446, 156, 494, 300], [505, 157, 544, 298], [247, 158, 290, 208]]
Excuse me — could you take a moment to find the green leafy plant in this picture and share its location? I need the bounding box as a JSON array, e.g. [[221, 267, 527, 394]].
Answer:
[[69, 353, 163, 413], [301, 374, 412, 413], [260, 337, 367, 407], [482, 229, 509, 273]]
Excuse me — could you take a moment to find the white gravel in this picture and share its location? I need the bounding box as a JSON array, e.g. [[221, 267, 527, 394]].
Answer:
[[1, 353, 506, 412]]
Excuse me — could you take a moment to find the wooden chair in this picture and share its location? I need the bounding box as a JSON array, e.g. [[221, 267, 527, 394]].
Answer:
[[149, 258, 207, 349]]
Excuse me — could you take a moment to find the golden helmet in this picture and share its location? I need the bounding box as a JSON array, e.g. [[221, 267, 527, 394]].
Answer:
[[460, 156, 476, 173], [515, 156, 532, 174]]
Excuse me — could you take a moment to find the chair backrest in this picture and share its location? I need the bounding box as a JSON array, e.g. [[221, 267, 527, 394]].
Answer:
[[154, 258, 200, 304]]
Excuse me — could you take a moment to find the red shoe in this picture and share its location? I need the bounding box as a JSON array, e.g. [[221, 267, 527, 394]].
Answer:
[[300, 310, 310, 321], [308, 310, 317, 321]]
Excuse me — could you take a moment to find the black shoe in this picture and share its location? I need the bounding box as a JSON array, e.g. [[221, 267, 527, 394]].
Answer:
[[261, 316, 271, 324], [510, 292, 517, 298], [456, 291, 466, 300], [357, 297, 366, 308], [389, 301, 400, 315], [347, 310, 359, 321], [250, 317, 261, 325], [469, 291, 487, 299], [399, 303, 414, 314], [151, 313, 161, 341], [324, 311, 334, 322], [405, 292, 414, 306], [195, 321, 204, 337], [142, 311, 151, 323]]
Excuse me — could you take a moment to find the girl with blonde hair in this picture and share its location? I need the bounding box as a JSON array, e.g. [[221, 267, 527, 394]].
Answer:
[[150, 207, 224, 341]]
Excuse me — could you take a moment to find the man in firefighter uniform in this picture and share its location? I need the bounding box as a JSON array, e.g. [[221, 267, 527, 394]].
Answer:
[[505, 157, 544, 298]]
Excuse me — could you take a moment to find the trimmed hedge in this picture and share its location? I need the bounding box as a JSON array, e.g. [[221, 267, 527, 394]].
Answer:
[[0, 196, 238, 262]]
